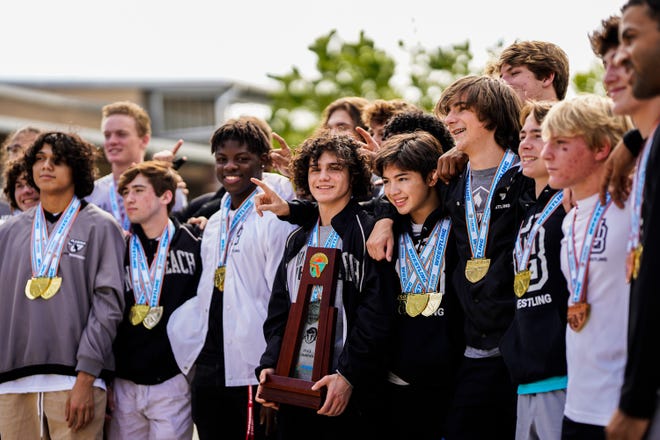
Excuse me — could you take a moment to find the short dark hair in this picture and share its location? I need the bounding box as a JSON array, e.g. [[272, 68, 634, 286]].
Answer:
[[291, 132, 372, 201], [210, 118, 271, 164], [435, 75, 522, 152], [589, 16, 621, 58], [23, 132, 97, 198], [374, 132, 444, 179], [622, 0, 660, 25], [361, 99, 420, 128], [117, 161, 181, 214], [382, 111, 454, 152]]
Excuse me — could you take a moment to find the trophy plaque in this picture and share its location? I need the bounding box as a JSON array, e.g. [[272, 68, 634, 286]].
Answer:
[[259, 246, 340, 409]]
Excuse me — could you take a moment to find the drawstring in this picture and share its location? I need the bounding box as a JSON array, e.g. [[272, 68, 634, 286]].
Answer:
[[245, 385, 254, 440], [37, 392, 45, 439]]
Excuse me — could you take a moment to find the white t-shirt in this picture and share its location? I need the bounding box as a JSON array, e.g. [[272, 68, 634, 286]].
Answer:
[[560, 193, 631, 426]]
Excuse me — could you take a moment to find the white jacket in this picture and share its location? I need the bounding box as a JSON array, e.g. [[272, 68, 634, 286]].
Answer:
[[168, 173, 295, 386]]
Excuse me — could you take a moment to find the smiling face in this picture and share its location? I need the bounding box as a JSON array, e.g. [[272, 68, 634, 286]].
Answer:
[[443, 100, 490, 157], [518, 112, 548, 181], [102, 114, 149, 168], [618, 4, 660, 99], [215, 139, 266, 208], [14, 172, 39, 211], [32, 143, 75, 198], [603, 47, 642, 116], [308, 151, 352, 212], [382, 164, 438, 225]]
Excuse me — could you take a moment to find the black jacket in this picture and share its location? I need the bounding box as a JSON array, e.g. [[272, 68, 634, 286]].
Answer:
[[388, 207, 465, 386], [113, 219, 202, 385], [441, 166, 535, 350], [499, 186, 569, 385], [257, 200, 397, 388], [621, 127, 660, 418]]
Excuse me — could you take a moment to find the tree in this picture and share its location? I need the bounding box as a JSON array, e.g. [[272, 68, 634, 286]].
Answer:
[[267, 30, 478, 147], [401, 40, 474, 111], [572, 61, 606, 95]]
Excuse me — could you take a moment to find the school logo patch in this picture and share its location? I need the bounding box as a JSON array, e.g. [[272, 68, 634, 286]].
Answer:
[[309, 253, 328, 278], [67, 239, 87, 253]]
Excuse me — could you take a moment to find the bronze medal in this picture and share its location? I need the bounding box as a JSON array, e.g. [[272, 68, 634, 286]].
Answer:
[[567, 302, 590, 332], [513, 270, 531, 298], [25, 277, 50, 300], [465, 258, 490, 283], [143, 306, 164, 329], [405, 293, 429, 317], [421, 292, 443, 317], [214, 266, 226, 291], [130, 304, 151, 326], [41, 276, 62, 300], [632, 244, 643, 281]]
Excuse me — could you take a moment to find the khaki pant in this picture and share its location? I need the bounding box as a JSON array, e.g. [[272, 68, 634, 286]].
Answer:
[[108, 374, 192, 440], [0, 388, 106, 440]]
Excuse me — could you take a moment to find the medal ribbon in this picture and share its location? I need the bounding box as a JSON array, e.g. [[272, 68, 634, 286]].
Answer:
[[465, 149, 516, 259], [628, 131, 654, 252], [110, 179, 130, 231], [514, 191, 564, 272], [217, 189, 258, 269], [31, 197, 81, 278], [399, 218, 451, 293], [129, 220, 174, 307], [566, 194, 611, 303], [307, 221, 340, 302]]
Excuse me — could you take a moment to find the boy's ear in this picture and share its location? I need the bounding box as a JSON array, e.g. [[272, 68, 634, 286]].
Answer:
[[160, 189, 174, 206], [260, 152, 270, 169], [427, 170, 439, 187], [542, 72, 556, 88], [594, 141, 613, 162]]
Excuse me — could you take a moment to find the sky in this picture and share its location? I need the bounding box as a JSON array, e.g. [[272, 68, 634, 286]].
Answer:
[[2, 0, 625, 93]]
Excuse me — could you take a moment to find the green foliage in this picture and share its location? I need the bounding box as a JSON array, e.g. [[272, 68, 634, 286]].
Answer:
[[402, 40, 474, 111], [267, 30, 479, 148], [572, 61, 606, 95], [267, 30, 397, 147]]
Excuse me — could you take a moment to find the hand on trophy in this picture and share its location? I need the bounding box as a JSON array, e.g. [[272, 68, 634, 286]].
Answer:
[[313, 373, 353, 417]]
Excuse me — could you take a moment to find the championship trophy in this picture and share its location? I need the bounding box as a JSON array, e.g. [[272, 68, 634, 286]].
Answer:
[[258, 246, 340, 409]]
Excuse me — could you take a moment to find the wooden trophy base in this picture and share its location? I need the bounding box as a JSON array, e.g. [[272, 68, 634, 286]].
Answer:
[[259, 373, 324, 409]]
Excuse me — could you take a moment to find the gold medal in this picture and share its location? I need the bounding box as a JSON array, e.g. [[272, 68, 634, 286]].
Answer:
[[632, 244, 643, 281], [41, 276, 62, 300], [626, 250, 634, 283], [567, 302, 590, 332], [130, 304, 151, 325], [25, 277, 51, 300], [465, 258, 490, 283], [143, 306, 164, 329], [513, 270, 531, 298], [214, 266, 226, 291], [421, 292, 443, 317], [405, 293, 429, 317]]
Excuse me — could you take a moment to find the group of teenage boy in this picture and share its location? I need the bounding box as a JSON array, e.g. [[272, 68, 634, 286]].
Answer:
[[0, 0, 659, 439]]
